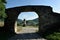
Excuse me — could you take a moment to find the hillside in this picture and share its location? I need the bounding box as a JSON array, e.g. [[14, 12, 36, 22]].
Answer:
[[17, 18, 39, 26], [17, 19, 22, 23]]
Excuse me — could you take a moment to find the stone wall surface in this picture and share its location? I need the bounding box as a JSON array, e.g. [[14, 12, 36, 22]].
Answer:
[[2, 5, 60, 36]]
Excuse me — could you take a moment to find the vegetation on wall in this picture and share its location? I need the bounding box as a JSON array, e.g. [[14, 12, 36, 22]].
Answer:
[[45, 32, 60, 40]]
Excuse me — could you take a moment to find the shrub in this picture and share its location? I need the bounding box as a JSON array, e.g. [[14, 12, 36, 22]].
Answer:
[[46, 32, 60, 40]]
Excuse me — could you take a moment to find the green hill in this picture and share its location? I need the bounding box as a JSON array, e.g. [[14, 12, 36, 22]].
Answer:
[[17, 19, 23, 26], [26, 18, 39, 26], [17, 18, 39, 26]]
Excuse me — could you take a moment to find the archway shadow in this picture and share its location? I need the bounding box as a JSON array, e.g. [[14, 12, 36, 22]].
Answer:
[[0, 26, 8, 40], [8, 32, 43, 40]]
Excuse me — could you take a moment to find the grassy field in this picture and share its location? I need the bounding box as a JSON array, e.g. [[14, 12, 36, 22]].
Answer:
[[15, 26, 38, 34], [15, 26, 22, 32]]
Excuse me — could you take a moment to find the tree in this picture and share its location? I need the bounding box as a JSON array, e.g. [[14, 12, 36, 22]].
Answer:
[[1, 0, 6, 3], [22, 19, 26, 27], [0, 0, 7, 20]]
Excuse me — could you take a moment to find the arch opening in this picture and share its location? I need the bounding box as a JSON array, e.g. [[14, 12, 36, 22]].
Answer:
[[15, 12, 39, 34]]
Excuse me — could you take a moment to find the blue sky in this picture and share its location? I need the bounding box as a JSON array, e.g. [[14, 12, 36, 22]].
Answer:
[[6, 0, 60, 20], [18, 12, 38, 20]]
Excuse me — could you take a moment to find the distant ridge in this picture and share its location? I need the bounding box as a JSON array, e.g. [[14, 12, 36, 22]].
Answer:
[[17, 18, 39, 26]]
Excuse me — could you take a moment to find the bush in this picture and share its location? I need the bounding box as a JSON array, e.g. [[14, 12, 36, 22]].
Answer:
[[46, 32, 60, 40]]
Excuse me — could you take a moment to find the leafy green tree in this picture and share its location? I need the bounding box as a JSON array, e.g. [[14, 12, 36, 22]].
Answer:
[[0, 0, 7, 20], [1, 0, 6, 3]]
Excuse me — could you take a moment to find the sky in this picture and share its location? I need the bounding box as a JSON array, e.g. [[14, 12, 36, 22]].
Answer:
[[18, 12, 38, 20], [6, 0, 60, 20]]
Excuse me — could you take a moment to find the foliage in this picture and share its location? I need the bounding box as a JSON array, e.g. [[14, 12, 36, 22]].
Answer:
[[46, 32, 60, 40], [26, 18, 39, 26], [17, 23, 22, 26], [17, 19, 23, 26], [0, 0, 7, 19], [1, 0, 6, 3], [17, 18, 39, 26]]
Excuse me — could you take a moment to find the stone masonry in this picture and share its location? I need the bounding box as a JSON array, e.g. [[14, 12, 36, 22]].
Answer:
[[4, 5, 60, 36]]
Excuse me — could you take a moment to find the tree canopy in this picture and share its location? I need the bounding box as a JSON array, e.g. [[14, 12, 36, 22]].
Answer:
[[0, 0, 6, 3], [0, 0, 6, 19]]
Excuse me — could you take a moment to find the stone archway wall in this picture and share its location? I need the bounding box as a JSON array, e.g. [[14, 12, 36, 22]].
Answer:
[[5, 5, 60, 35]]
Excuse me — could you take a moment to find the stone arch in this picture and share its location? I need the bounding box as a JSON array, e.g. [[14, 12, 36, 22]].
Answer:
[[5, 5, 53, 35], [15, 11, 39, 33], [14, 11, 40, 34]]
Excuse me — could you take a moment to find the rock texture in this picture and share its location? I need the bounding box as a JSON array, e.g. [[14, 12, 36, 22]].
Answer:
[[3, 5, 60, 37]]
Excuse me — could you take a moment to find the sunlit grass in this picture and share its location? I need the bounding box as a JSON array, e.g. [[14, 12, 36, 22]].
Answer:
[[15, 26, 38, 33]]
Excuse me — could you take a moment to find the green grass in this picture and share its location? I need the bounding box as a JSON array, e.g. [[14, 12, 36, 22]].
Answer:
[[16, 26, 38, 33]]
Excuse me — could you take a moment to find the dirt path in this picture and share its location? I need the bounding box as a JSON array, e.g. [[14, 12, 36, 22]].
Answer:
[[8, 27, 47, 40], [16, 27, 38, 34]]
